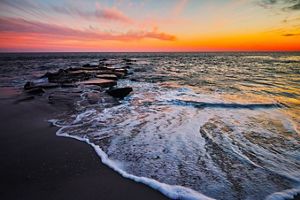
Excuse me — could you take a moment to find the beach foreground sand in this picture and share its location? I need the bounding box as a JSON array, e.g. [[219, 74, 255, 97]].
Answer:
[[0, 97, 169, 200]]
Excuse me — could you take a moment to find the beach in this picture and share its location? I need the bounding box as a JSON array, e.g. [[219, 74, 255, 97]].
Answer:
[[0, 97, 169, 200]]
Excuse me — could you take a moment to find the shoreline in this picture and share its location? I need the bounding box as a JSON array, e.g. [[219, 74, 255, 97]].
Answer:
[[0, 98, 169, 200]]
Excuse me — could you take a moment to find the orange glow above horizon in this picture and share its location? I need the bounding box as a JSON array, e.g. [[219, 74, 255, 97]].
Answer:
[[0, 0, 300, 52]]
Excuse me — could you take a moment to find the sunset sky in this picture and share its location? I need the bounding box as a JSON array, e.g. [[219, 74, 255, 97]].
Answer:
[[0, 0, 299, 52]]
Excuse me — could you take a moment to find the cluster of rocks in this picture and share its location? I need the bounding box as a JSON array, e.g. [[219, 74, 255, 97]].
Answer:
[[18, 58, 134, 110]]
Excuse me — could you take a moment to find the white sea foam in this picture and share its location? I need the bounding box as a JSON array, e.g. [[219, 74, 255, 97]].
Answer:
[[54, 125, 215, 200], [50, 79, 300, 200]]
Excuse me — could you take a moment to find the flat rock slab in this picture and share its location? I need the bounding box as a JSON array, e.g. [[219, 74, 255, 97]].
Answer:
[[96, 74, 118, 80], [79, 79, 117, 88]]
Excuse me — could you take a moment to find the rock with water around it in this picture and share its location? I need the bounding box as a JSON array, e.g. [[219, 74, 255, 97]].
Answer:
[[43, 69, 92, 83], [106, 87, 133, 99], [79, 79, 117, 88]]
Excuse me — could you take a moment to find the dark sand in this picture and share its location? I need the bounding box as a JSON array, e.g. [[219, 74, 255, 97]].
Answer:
[[0, 97, 169, 200]]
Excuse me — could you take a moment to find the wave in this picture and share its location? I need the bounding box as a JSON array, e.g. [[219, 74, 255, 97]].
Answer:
[[167, 99, 285, 109], [50, 119, 214, 200]]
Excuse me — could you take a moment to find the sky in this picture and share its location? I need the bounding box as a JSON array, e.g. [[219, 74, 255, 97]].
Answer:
[[0, 0, 299, 52]]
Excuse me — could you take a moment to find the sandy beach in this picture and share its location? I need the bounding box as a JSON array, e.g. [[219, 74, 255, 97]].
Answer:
[[0, 96, 169, 200]]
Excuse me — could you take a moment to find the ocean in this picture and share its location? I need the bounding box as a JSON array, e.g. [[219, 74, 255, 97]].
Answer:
[[0, 52, 299, 200]]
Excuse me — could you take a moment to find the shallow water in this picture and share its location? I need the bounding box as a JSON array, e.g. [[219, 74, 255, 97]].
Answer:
[[1, 52, 299, 200]]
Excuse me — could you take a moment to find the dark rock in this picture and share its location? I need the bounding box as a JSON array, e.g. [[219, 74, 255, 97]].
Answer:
[[82, 64, 98, 68], [60, 83, 76, 88], [24, 81, 59, 90], [82, 64, 90, 68], [123, 58, 131, 62], [130, 78, 138, 82], [106, 87, 133, 99], [24, 81, 35, 90], [123, 58, 136, 63], [99, 58, 108, 62], [39, 83, 60, 89], [48, 69, 91, 83], [25, 87, 45, 95]]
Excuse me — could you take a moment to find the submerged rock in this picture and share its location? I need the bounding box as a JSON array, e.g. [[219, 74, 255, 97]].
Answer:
[[106, 87, 133, 99], [24, 81, 60, 90], [86, 92, 102, 104], [25, 87, 45, 95]]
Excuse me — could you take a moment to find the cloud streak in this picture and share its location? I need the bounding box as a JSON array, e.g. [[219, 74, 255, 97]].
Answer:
[[0, 17, 176, 41], [52, 6, 133, 24]]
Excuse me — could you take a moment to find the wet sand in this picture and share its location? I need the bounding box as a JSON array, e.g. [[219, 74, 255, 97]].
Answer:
[[0, 97, 169, 200]]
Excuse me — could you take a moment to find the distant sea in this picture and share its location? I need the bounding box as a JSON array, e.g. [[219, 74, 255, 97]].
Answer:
[[0, 52, 299, 200]]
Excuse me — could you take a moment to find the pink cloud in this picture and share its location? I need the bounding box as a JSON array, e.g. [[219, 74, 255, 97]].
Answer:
[[95, 7, 133, 24], [51, 5, 133, 24], [0, 17, 176, 41]]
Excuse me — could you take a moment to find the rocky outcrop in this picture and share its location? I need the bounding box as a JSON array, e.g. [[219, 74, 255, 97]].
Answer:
[[22, 58, 134, 109]]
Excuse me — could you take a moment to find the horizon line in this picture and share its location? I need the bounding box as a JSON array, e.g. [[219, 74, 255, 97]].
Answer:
[[1, 50, 300, 54]]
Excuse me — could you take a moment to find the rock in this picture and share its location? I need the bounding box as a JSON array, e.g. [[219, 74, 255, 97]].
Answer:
[[130, 78, 138, 82], [96, 74, 118, 80], [79, 79, 117, 88], [82, 64, 99, 68], [60, 83, 76, 88], [48, 92, 81, 109], [25, 87, 45, 95], [99, 58, 108, 62], [24, 81, 35, 90], [38, 83, 60, 89], [82, 64, 90, 68], [24, 81, 60, 90], [42, 69, 91, 83], [106, 87, 133, 99], [114, 72, 125, 78], [115, 68, 128, 74], [123, 58, 132, 62], [86, 92, 102, 104]]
